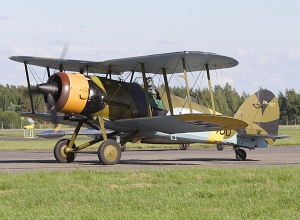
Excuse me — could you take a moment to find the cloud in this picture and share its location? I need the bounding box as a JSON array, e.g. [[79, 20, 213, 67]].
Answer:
[[288, 48, 300, 61], [78, 25, 87, 29], [157, 40, 169, 45], [0, 15, 9, 20], [234, 77, 251, 86], [236, 49, 248, 56]]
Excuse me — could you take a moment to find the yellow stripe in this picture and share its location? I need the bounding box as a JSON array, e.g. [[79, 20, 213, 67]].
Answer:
[[90, 76, 106, 93], [206, 131, 223, 144]]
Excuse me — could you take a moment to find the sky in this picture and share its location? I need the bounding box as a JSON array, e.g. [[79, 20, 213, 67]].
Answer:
[[1, 0, 300, 96]]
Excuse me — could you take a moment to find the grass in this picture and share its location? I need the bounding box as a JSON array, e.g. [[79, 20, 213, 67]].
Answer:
[[0, 166, 299, 219], [274, 125, 300, 146], [0, 127, 299, 219]]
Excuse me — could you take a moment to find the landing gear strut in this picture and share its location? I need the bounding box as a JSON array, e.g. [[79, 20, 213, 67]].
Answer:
[[235, 148, 247, 161], [52, 116, 126, 165]]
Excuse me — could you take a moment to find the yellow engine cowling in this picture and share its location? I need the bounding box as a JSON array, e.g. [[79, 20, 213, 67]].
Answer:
[[47, 72, 107, 115]]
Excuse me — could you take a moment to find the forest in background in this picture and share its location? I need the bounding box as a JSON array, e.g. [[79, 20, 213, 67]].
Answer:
[[0, 83, 299, 129]]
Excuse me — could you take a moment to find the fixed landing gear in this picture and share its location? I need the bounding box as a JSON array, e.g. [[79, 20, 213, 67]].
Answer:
[[52, 115, 126, 165], [98, 139, 121, 165], [217, 144, 224, 151], [114, 135, 126, 152], [54, 139, 77, 163], [179, 144, 190, 150], [235, 148, 247, 161], [121, 144, 127, 152]]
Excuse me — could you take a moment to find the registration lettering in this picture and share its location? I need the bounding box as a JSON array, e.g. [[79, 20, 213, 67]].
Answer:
[[263, 100, 276, 107]]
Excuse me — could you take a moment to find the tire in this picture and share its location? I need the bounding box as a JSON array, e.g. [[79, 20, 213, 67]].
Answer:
[[98, 140, 121, 165], [179, 144, 190, 150], [235, 148, 247, 161], [217, 144, 224, 151], [54, 139, 77, 163]]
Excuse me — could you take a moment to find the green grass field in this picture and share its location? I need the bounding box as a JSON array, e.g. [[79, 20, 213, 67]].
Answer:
[[0, 126, 299, 219], [0, 167, 299, 219]]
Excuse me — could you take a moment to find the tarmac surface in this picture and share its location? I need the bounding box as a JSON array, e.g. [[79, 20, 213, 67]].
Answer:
[[0, 146, 299, 173]]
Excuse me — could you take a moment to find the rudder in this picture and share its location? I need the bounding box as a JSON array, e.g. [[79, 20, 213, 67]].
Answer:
[[234, 90, 280, 145]]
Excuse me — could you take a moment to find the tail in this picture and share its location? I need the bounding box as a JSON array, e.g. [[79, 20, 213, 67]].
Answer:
[[234, 89, 281, 146]]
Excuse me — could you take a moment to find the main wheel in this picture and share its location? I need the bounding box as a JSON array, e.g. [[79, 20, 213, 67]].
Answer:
[[54, 139, 77, 163], [217, 144, 224, 151], [98, 140, 121, 165], [235, 148, 247, 161], [179, 144, 190, 150]]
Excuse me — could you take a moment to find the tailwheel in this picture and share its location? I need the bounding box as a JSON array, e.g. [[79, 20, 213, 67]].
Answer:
[[98, 139, 121, 165], [235, 148, 247, 161], [54, 139, 77, 163], [217, 144, 224, 151], [179, 144, 190, 150]]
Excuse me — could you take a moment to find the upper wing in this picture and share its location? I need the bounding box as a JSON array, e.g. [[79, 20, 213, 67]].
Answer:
[[9, 51, 238, 75]]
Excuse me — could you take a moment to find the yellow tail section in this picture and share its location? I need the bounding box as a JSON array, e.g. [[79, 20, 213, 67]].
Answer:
[[234, 90, 280, 145]]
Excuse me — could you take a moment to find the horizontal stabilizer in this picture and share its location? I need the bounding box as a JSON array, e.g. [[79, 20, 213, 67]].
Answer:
[[237, 133, 290, 140]]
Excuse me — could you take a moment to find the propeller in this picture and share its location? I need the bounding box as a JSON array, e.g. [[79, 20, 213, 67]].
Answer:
[[38, 43, 69, 127], [47, 93, 58, 127]]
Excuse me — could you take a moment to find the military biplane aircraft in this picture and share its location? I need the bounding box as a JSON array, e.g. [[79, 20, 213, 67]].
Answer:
[[9, 51, 280, 164]]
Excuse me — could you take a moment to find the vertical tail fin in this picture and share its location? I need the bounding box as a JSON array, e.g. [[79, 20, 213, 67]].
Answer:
[[234, 90, 280, 145]]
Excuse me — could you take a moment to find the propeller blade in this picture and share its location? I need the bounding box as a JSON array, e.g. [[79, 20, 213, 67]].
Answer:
[[47, 93, 58, 126], [57, 43, 69, 71], [54, 124, 62, 134], [60, 43, 69, 60]]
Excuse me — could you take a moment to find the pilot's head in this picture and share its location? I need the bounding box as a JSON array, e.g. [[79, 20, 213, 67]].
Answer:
[[147, 77, 153, 87]]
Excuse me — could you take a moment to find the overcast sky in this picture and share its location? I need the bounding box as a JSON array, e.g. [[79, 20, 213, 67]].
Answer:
[[1, 0, 300, 96]]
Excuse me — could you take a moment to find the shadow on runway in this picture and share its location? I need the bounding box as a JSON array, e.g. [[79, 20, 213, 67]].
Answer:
[[0, 157, 259, 166]]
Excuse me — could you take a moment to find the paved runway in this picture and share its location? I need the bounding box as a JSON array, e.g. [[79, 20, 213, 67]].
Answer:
[[0, 146, 299, 173]]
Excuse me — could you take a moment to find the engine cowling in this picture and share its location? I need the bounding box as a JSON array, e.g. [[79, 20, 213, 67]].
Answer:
[[38, 72, 107, 116]]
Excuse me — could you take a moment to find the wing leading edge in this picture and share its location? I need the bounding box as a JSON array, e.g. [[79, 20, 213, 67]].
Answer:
[[20, 112, 247, 134], [9, 51, 238, 75]]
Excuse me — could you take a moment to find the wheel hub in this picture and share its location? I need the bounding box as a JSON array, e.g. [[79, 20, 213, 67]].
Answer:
[[60, 145, 68, 159], [103, 145, 118, 161]]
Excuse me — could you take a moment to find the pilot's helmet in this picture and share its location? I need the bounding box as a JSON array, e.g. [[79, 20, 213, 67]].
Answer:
[[147, 77, 153, 87], [148, 88, 157, 98]]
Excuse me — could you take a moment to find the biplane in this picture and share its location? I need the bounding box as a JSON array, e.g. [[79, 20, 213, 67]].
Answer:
[[9, 51, 284, 164]]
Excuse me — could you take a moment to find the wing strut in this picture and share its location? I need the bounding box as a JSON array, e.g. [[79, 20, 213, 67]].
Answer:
[[205, 64, 216, 114], [24, 62, 35, 113], [128, 70, 135, 92], [182, 58, 193, 114], [105, 65, 112, 84], [46, 67, 51, 79], [162, 68, 173, 115], [141, 62, 152, 117]]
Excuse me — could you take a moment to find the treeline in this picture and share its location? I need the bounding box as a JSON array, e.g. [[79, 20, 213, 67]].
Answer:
[[165, 83, 249, 117], [0, 83, 299, 128], [0, 84, 45, 129]]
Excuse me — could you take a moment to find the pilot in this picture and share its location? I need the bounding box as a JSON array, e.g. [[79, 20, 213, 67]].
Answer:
[[147, 77, 161, 100]]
